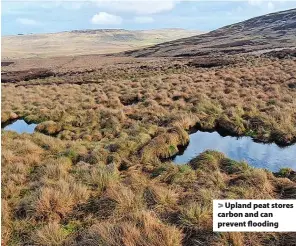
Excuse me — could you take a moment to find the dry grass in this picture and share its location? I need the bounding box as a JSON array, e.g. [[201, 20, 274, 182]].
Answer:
[[3, 56, 296, 145], [2, 54, 296, 245], [178, 203, 212, 230], [78, 211, 183, 246], [32, 222, 69, 246], [34, 179, 90, 221]]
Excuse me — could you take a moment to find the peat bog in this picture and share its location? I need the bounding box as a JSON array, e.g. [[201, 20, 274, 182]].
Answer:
[[2, 54, 296, 246]]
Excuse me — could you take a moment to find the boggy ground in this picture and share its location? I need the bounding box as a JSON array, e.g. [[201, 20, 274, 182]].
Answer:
[[2, 53, 296, 245], [2, 54, 296, 145]]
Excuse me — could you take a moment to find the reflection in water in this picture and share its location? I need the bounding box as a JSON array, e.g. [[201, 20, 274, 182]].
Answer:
[[3, 120, 37, 134], [173, 131, 296, 171]]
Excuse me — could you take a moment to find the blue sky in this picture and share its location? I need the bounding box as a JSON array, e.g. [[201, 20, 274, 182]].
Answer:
[[2, 1, 296, 35]]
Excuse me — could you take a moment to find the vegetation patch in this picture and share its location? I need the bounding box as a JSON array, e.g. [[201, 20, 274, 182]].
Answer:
[[35, 121, 62, 136], [2, 54, 296, 245]]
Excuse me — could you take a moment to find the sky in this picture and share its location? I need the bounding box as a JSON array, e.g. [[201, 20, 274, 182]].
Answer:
[[2, 0, 296, 36]]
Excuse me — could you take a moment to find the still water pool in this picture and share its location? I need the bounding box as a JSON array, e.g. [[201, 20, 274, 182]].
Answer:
[[3, 120, 37, 134], [173, 131, 296, 171]]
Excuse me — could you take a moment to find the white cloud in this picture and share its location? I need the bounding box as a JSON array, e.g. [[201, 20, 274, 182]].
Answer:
[[248, 0, 263, 6], [134, 16, 154, 23], [95, 1, 178, 15], [62, 2, 84, 10], [91, 12, 122, 25], [248, 0, 277, 11], [267, 2, 275, 10], [16, 18, 38, 25]]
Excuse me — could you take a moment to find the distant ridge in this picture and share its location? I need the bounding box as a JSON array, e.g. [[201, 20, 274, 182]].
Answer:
[[123, 8, 296, 57], [2, 29, 202, 59]]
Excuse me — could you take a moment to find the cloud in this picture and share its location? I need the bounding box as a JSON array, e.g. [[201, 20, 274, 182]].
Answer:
[[267, 2, 275, 11], [248, 0, 263, 6], [95, 1, 178, 15], [248, 0, 277, 12], [61, 2, 84, 10], [134, 16, 154, 23], [16, 18, 38, 25], [7, 0, 178, 14], [91, 12, 122, 25]]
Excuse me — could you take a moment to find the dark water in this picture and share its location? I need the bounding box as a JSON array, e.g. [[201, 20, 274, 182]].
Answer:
[[3, 120, 37, 134], [173, 131, 296, 171]]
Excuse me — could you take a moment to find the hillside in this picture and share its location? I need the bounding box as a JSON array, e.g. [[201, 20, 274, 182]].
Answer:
[[123, 8, 296, 57], [1, 29, 202, 59]]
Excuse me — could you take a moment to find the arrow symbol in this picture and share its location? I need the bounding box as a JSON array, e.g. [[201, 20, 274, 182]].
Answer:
[[218, 203, 223, 208]]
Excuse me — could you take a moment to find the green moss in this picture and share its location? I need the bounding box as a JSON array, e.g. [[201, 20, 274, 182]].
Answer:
[[220, 158, 250, 174], [62, 222, 79, 234], [245, 129, 258, 137], [60, 149, 78, 162], [178, 164, 192, 173], [151, 166, 167, 178], [267, 99, 277, 106], [169, 145, 177, 154], [277, 168, 293, 177]]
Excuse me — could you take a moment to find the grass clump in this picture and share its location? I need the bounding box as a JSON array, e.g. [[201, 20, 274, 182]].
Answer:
[[79, 211, 183, 246], [178, 203, 212, 230], [34, 179, 90, 221], [141, 126, 189, 162], [32, 222, 71, 246], [189, 150, 225, 171], [35, 120, 62, 135], [76, 163, 120, 193]]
